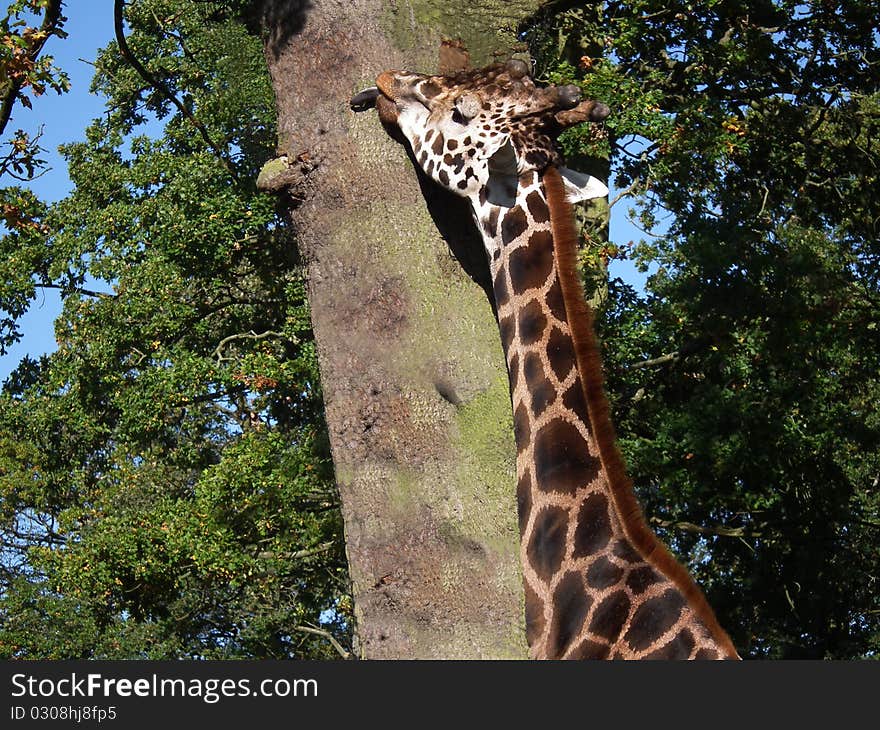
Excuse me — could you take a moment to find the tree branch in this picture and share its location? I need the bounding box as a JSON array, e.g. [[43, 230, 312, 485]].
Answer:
[[257, 541, 336, 561], [39, 283, 116, 300], [292, 625, 352, 660], [650, 516, 762, 539], [609, 177, 642, 209], [213, 330, 291, 362], [628, 351, 680, 370], [113, 0, 234, 175], [0, 0, 65, 137]]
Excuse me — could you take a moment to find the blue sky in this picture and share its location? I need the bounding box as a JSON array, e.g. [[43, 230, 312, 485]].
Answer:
[[0, 6, 648, 383]]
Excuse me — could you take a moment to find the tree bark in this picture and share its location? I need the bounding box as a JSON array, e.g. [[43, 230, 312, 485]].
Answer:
[[259, 0, 542, 658]]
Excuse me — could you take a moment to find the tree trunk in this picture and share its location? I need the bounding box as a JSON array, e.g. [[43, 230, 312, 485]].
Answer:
[[258, 0, 542, 658]]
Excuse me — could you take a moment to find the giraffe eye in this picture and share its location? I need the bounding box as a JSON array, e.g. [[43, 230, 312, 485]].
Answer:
[[453, 93, 481, 125]]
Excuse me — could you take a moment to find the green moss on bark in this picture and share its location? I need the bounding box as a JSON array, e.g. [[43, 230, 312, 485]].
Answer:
[[453, 373, 517, 548], [381, 0, 543, 68]]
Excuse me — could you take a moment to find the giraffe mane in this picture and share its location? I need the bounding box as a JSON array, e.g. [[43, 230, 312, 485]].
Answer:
[[542, 165, 739, 658]]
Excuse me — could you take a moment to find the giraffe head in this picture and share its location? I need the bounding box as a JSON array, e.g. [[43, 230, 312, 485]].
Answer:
[[351, 60, 610, 206]]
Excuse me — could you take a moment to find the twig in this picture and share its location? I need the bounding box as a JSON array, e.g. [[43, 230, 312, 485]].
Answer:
[[39, 283, 115, 300], [650, 516, 762, 539], [293, 625, 352, 660], [609, 178, 642, 209], [257, 541, 336, 561], [628, 351, 680, 370], [756, 184, 770, 219], [213, 330, 290, 362], [129, 347, 148, 366], [113, 0, 234, 175]]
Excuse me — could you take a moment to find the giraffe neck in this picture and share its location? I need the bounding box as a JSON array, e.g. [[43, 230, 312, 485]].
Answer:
[[471, 167, 738, 660]]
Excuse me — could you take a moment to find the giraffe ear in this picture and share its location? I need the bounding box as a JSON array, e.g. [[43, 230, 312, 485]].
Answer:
[[486, 137, 518, 177], [485, 138, 519, 207], [559, 166, 609, 203]]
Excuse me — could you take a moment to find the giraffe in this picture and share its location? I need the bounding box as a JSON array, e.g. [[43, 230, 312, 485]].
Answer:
[[351, 59, 739, 660]]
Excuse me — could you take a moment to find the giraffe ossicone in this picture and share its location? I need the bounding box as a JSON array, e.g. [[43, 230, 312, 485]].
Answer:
[[352, 59, 739, 660]]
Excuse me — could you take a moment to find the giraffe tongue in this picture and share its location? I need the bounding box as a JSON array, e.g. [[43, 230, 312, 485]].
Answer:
[[350, 87, 381, 112]]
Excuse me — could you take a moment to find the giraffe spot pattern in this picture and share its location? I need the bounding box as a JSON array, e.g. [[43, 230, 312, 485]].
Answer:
[[626, 565, 661, 595], [527, 506, 568, 583], [524, 582, 545, 647], [572, 493, 613, 557], [492, 267, 509, 307], [612, 539, 642, 564], [547, 572, 592, 659], [525, 190, 550, 223], [517, 300, 546, 345], [431, 133, 445, 156], [438, 169, 449, 187], [516, 470, 532, 535], [501, 205, 528, 245], [547, 326, 576, 382], [642, 629, 696, 660], [589, 591, 631, 641], [534, 418, 599, 494], [508, 352, 519, 392], [525, 148, 550, 168], [568, 638, 610, 660], [561, 382, 591, 431], [544, 277, 567, 324], [483, 206, 499, 237], [513, 402, 530, 454], [523, 352, 556, 417], [585, 555, 624, 590], [623, 588, 687, 651], [498, 315, 514, 351], [508, 230, 553, 295]]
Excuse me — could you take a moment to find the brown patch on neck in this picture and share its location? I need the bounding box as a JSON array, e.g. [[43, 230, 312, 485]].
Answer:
[[541, 166, 739, 659]]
